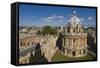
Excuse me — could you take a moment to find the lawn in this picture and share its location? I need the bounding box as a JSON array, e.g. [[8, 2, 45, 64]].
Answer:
[[52, 50, 94, 62]]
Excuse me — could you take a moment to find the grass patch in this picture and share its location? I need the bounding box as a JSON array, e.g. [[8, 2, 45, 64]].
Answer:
[[52, 51, 94, 62]]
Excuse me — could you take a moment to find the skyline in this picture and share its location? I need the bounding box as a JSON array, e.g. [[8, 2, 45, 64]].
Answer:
[[19, 4, 96, 27]]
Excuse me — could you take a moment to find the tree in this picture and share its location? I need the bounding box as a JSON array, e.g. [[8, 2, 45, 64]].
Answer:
[[42, 26, 57, 35]]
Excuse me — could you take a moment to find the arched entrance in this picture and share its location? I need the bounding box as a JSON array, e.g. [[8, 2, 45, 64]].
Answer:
[[72, 51, 75, 56], [83, 50, 86, 55]]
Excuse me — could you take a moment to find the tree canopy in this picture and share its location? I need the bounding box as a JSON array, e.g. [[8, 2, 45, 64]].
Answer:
[[37, 26, 57, 35]]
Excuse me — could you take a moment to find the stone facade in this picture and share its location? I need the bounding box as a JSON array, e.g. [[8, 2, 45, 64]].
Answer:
[[19, 34, 58, 64], [40, 35, 58, 62], [61, 11, 87, 57], [19, 52, 30, 64]]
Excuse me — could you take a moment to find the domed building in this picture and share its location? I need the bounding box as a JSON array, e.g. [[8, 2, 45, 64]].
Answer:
[[61, 11, 87, 57]]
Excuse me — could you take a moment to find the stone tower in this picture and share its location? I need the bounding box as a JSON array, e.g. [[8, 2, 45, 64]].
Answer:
[[61, 11, 87, 57]]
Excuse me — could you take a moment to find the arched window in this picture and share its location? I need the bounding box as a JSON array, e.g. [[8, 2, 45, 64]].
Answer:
[[77, 24, 78, 27], [27, 42, 30, 46], [32, 43, 34, 45], [72, 51, 75, 56], [67, 49, 69, 54], [62, 48, 65, 53], [83, 50, 86, 54], [73, 39, 75, 43], [20, 42, 22, 46], [80, 50, 81, 55]]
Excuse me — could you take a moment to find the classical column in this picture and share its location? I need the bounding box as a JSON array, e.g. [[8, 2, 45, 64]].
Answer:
[[62, 37, 64, 52], [70, 50, 72, 57], [77, 28, 79, 33], [70, 28, 73, 33], [64, 37, 66, 46], [62, 37, 64, 46], [65, 49, 67, 55], [66, 38, 68, 47], [85, 49, 87, 55], [19, 41, 20, 47], [26, 58, 29, 63], [81, 50, 83, 56], [85, 38, 87, 47], [77, 50, 80, 56], [80, 28, 83, 33], [76, 50, 79, 57], [71, 38, 73, 48], [77, 38, 78, 49], [25, 41, 27, 47]]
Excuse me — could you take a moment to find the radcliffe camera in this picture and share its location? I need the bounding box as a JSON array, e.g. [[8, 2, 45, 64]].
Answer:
[[11, 2, 97, 66]]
